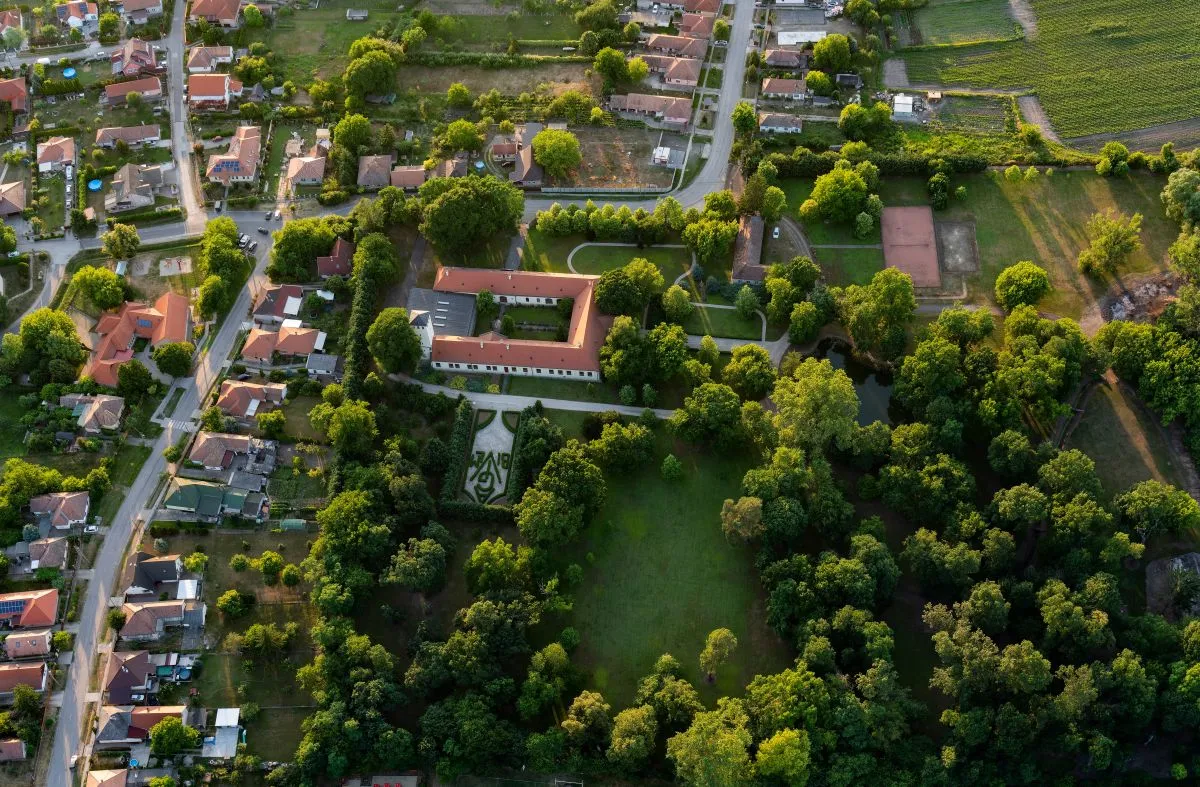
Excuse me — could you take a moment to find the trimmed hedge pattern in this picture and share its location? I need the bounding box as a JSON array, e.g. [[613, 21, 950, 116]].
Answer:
[[439, 399, 476, 505]]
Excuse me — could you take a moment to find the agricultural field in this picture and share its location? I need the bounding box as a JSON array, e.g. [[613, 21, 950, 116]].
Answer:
[[927, 94, 1013, 135], [544, 412, 793, 706], [906, 0, 1020, 45], [900, 0, 1200, 137]]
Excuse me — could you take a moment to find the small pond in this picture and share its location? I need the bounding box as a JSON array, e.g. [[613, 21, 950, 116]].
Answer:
[[813, 338, 896, 426]]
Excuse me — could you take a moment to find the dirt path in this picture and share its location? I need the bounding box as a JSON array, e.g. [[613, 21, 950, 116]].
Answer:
[[882, 59, 910, 89], [1016, 95, 1061, 144], [1065, 117, 1200, 153], [1007, 0, 1037, 38]]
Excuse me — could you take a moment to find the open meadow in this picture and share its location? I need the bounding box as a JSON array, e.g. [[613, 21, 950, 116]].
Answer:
[[543, 411, 793, 706], [906, 0, 1020, 45], [899, 0, 1200, 137]]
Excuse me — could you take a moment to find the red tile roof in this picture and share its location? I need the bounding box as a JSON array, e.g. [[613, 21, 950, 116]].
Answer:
[[431, 268, 611, 373], [105, 76, 161, 103], [0, 739, 25, 762], [0, 589, 58, 628], [0, 77, 27, 113], [215, 380, 286, 417], [0, 662, 47, 693], [316, 237, 354, 277], [85, 293, 190, 388]]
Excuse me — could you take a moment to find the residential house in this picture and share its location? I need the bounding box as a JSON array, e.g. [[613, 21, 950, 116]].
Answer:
[[103, 650, 153, 704], [763, 49, 806, 69], [316, 237, 354, 279], [189, 0, 240, 26], [836, 72, 863, 89], [0, 10, 21, 40], [111, 38, 156, 77], [105, 162, 165, 213], [641, 55, 702, 87], [0, 78, 27, 114], [88, 771, 130, 787], [29, 492, 89, 529], [432, 155, 468, 179], [629, 9, 671, 28], [677, 12, 715, 38], [761, 78, 806, 100], [731, 214, 766, 282], [122, 551, 183, 601], [491, 139, 517, 162], [186, 45, 233, 73], [163, 479, 249, 521], [95, 705, 188, 749], [3, 631, 52, 660], [0, 662, 48, 698], [356, 154, 394, 190], [96, 125, 161, 148], [240, 322, 325, 363], [55, 1, 97, 28], [28, 537, 69, 571], [84, 293, 191, 388], [118, 601, 184, 642], [187, 73, 243, 110], [508, 122, 543, 188], [119, 0, 164, 22], [757, 112, 803, 133], [682, 0, 719, 11], [215, 380, 285, 420], [390, 165, 427, 190], [59, 393, 125, 433], [608, 93, 691, 127], [35, 136, 75, 173], [188, 431, 253, 471], [0, 181, 24, 217], [306, 352, 343, 381], [285, 155, 324, 189], [205, 125, 259, 185], [252, 283, 304, 325], [645, 33, 707, 58], [422, 268, 611, 380], [0, 740, 25, 762], [104, 77, 162, 105], [0, 590, 58, 629]]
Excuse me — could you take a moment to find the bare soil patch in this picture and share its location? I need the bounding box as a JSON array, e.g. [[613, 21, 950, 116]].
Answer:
[[562, 127, 677, 189], [1007, 0, 1036, 38], [1017, 95, 1060, 143], [935, 220, 980, 273]]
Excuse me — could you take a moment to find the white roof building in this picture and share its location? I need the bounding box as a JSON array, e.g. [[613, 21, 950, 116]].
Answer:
[[777, 30, 827, 45]]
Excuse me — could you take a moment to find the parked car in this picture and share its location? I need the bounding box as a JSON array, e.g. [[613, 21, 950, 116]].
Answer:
[[237, 234, 250, 248], [772, 226, 781, 239], [272, 210, 281, 220], [264, 210, 273, 221], [130, 693, 145, 702], [256, 226, 269, 235], [236, 373, 251, 381], [84, 525, 98, 534], [214, 200, 222, 212], [248, 241, 258, 252]]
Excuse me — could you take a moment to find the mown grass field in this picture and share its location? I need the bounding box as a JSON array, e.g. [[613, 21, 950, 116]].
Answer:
[[1066, 380, 1185, 503], [910, 0, 1020, 45], [679, 304, 764, 340], [570, 244, 693, 285], [250, 0, 409, 83], [545, 412, 793, 706], [900, 0, 1200, 137], [784, 170, 1176, 319]]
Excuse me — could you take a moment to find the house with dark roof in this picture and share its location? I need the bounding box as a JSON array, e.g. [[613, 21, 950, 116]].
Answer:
[[317, 237, 354, 279], [103, 651, 154, 704], [732, 215, 767, 282], [60, 393, 125, 433], [106, 163, 165, 213], [95, 705, 188, 749], [118, 601, 185, 642], [763, 49, 806, 69], [122, 552, 182, 601], [357, 154, 395, 190], [758, 112, 803, 134], [96, 125, 161, 148], [163, 479, 250, 521], [119, 0, 164, 21], [28, 537, 69, 571]]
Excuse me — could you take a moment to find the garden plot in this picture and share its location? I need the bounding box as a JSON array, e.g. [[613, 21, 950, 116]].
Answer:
[[463, 411, 515, 504]]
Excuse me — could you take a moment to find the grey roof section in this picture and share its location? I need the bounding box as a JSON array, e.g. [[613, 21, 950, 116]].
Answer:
[[128, 552, 180, 588], [407, 288, 477, 338], [306, 353, 343, 374], [228, 470, 266, 492], [96, 707, 133, 744]]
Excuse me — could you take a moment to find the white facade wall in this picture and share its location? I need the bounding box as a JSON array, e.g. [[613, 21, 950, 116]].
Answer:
[[494, 294, 560, 306], [433, 360, 599, 380]]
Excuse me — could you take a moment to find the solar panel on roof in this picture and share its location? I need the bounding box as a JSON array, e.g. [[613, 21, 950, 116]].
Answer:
[[0, 600, 27, 615]]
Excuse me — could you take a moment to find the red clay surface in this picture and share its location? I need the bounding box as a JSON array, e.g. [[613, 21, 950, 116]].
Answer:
[[881, 205, 941, 288]]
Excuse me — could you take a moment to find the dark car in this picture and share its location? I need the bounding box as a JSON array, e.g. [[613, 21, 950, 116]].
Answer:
[[256, 226, 269, 235], [236, 373, 251, 381], [265, 210, 273, 221]]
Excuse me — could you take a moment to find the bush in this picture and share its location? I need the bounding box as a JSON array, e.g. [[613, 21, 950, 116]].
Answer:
[[994, 261, 1050, 311], [661, 453, 683, 481], [439, 399, 475, 504]]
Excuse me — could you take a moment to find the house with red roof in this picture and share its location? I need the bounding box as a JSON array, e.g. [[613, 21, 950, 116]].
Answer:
[[0, 78, 26, 114], [0, 589, 58, 629], [215, 380, 286, 419], [205, 125, 259, 184], [104, 76, 162, 105], [84, 293, 191, 388], [251, 283, 303, 325], [29, 491, 89, 529], [188, 73, 242, 109], [111, 38, 156, 77], [0, 739, 25, 762], [416, 268, 612, 380], [189, 0, 240, 26], [0, 662, 48, 698], [316, 237, 354, 279]]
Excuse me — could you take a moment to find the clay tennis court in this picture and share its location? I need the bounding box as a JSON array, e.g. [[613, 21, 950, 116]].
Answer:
[[881, 206, 942, 288]]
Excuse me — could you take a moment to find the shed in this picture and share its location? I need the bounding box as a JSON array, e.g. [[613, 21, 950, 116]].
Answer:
[[893, 93, 915, 120], [280, 519, 306, 531]]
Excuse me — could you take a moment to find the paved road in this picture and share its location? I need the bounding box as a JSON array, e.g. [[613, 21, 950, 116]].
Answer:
[[44, 227, 277, 786]]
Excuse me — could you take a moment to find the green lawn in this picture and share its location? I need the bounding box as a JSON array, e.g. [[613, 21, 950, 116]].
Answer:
[[569, 244, 693, 287], [279, 397, 325, 442], [1066, 380, 1185, 503], [812, 247, 887, 286], [910, 0, 1021, 45], [440, 12, 579, 43], [522, 229, 582, 273], [780, 180, 882, 245], [36, 174, 66, 233], [899, 0, 1200, 137], [266, 467, 328, 503], [507, 375, 621, 406], [679, 304, 763, 340], [785, 170, 1177, 319], [549, 423, 793, 706]]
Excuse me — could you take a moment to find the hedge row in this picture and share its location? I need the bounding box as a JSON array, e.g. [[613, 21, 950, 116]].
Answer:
[[340, 263, 378, 399], [149, 520, 212, 536], [440, 399, 476, 505], [105, 207, 183, 227], [37, 78, 82, 96], [503, 406, 536, 503], [437, 499, 515, 524], [764, 147, 993, 179]]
